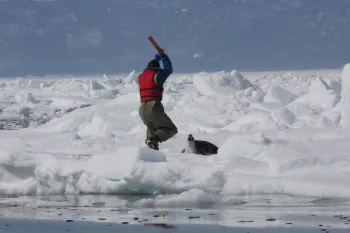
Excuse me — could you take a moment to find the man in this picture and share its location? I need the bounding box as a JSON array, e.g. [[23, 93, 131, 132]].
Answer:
[[138, 49, 178, 150]]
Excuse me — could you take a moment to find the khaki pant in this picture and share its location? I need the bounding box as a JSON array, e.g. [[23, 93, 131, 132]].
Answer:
[[139, 101, 178, 142]]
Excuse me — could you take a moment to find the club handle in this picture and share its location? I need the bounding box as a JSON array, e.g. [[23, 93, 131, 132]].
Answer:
[[148, 36, 162, 53]]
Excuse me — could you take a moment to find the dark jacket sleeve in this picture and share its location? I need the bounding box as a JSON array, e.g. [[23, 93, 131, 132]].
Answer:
[[155, 54, 173, 85]]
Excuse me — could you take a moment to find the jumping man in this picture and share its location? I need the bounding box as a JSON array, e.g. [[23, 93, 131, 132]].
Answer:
[[138, 49, 178, 150]]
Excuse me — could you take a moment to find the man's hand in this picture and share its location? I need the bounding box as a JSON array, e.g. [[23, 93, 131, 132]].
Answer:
[[158, 48, 164, 55], [148, 36, 164, 55]]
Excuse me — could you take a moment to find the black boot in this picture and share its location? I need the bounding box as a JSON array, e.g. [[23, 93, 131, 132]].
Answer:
[[145, 135, 160, 150]]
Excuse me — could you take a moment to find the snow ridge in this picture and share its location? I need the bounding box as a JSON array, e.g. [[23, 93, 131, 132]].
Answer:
[[0, 67, 350, 205]]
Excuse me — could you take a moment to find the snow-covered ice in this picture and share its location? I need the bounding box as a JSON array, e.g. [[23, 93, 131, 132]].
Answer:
[[0, 68, 349, 198], [1, 67, 350, 231], [340, 64, 350, 125]]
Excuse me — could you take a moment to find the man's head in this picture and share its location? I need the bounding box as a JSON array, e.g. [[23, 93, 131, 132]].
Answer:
[[148, 59, 160, 68]]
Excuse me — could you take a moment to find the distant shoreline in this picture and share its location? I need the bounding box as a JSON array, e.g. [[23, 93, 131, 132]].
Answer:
[[0, 69, 343, 81]]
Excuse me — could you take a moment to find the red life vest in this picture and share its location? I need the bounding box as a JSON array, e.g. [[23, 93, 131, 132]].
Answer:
[[138, 69, 164, 102]]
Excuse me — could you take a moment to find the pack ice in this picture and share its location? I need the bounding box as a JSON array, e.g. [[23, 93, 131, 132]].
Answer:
[[0, 66, 350, 206]]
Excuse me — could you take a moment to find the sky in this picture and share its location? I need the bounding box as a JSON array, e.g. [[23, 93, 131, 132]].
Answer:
[[0, 0, 349, 77]]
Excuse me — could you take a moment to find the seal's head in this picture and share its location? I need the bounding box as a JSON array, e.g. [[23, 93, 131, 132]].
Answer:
[[188, 134, 195, 142], [185, 134, 197, 153]]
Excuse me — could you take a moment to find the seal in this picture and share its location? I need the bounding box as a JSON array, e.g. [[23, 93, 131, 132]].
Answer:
[[181, 134, 218, 155]]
